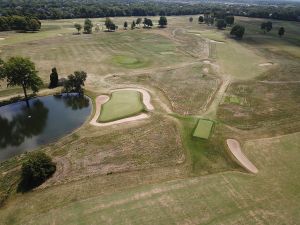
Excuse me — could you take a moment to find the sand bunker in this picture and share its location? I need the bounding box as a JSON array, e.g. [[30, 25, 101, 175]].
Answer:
[[259, 62, 273, 67], [90, 88, 154, 127], [227, 139, 258, 174], [0, 38, 5, 41], [210, 40, 224, 44]]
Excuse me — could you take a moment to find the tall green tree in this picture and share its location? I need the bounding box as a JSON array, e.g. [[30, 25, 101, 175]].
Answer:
[[124, 21, 128, 30], [261, 21, 272, 33], [105, 17, 116, 31], [2, 57, 43, 107], [158, 16, 167, 28], [74, 23, 82, 34], [84, 18, 93, 34], [131, 20, 136, 30], [278, 27, 285, 37], [198, 16, 204, 23], [216, 19, 226, 29], [143, 18, 153, 28], [64, 71, 87, 94], [136, 18, 142, 28], [49, 67, 58, 88], [230, 24, 245, 39], [225, 16, 234, 26]]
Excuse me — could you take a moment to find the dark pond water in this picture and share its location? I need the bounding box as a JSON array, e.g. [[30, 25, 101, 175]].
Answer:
[[0, 94, 92, 162]]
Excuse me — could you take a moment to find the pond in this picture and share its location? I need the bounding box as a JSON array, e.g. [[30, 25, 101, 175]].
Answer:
[[0, 94, 92, 162]]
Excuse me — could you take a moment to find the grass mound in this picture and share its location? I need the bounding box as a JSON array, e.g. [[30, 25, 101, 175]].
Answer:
[[98, 90, 145, 123], [193, 119, 214, 139], [112, 55, 149, 69]]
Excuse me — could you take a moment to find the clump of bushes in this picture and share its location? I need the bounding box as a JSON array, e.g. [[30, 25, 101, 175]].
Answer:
[[19, 152, 56, 191]]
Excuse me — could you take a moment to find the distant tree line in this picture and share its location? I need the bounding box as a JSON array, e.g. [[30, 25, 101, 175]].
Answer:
[[0, 15, 41, 32], [0, 0, 299, 22]]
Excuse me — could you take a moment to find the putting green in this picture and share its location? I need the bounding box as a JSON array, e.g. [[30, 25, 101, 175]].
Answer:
[[193, 119, 214, 139], [98, 90, 145, 123], [112, 55, 149, 69]]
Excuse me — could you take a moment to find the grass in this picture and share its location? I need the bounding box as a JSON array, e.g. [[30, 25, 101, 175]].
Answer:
[[108, 64, 220, 115], [0, 15, 300, 224], [98, 90, 145, 122], [193, 119, 214, 139], [112, 55, 150, 69], [2, 131, 299, 224]]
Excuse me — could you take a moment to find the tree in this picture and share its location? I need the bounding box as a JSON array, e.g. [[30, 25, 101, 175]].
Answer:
[[64, 71, 87, 94], [2, 57, 43, 107], [143, 18, 153, 28], [225, 16, 234, 26], [20, 151, 56, 191], [216, 19, 226, 29], [136, 18, 142, 28], [278, 27, 285, 37], [230, 25, 245, 39], [84, 18, 93, 34], [189, 17, 193, 23], [49, 67, 58, 88], [27, 18, 41, 32], [74, 23, 82, 34], [124, 21, 128, 30], [131, 20, 136, 30], [261, 21, 272, 33], [198, 16, 204, 23], [105, 17, 116, 31], [158, 16, 167, 28]]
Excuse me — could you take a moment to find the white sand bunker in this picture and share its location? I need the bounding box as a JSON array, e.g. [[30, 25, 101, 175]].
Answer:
[[90, 88, 154, 127], [227, 139, 258, 174], [259, 62, 273, 67], [210, 40, 224, 44], [0, 38, 5, 41]]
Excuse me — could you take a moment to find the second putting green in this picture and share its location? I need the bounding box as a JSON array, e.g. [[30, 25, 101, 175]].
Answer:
[[98, 90, 145, 122]]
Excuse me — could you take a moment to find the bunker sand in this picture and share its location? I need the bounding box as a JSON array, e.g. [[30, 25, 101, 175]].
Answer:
[[226, 139, 258, 174], [90, 88, 153, 127]]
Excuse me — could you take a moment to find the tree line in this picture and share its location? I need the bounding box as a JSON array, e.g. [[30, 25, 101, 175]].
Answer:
[[0, 15, 41, 32], [0, 0, 299, 22], [73, 16, 168, 34]]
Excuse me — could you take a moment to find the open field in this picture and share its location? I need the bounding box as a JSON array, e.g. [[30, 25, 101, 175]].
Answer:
[[98, 90, 145, 122], [0, 15, 300, 224], [1, 131, 299, 224], [193, 119, 214, 139]]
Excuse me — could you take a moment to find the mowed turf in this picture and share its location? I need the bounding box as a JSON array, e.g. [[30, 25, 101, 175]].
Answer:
[[98, 90, 145, 122], [1, 132, 299, 224], [193, 119, 214, 139]]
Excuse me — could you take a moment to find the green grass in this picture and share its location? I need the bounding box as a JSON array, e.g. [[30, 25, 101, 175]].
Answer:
[[216, 40, 265, 79], [193, 119, 214, 139], [98, 90, 145, 122], [112, 55, 150, 69], [189, 29, 226, 42]]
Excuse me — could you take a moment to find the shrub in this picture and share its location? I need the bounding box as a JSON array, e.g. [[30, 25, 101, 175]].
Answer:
[[20, 152, 56, 190]]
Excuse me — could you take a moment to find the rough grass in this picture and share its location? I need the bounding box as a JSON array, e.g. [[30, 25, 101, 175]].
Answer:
[[98, 90, 145, 122], [218, 80, 300, 130], [108, 64, 220, 115], [193, 119, 214, 139], [2, 131, 299, 225]]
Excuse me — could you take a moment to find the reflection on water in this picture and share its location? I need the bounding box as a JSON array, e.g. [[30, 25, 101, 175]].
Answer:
[[0, 94, 92, 162]]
